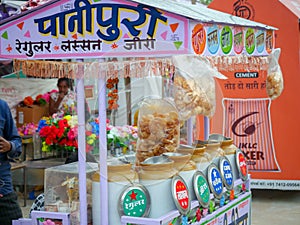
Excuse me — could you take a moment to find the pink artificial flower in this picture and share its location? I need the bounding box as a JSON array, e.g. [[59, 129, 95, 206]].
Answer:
[[42, 93, 50, 103], [106, 125, 112, 131], [49, 89, 58, 94], [51, 113, 59, 120], [67, 127, 78, 140]]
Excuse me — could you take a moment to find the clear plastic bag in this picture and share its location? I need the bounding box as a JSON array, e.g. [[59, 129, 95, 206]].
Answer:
[[136, 98, 180, 165], [171, 55, 218, 120], [267, 48, 284, 100]]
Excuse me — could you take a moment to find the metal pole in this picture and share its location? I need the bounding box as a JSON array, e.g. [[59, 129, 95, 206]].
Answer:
[[76, 63, 88, 225], [187, 118, 193, 145], [98, 70, 108, 225], [204, 116, 210, 140]]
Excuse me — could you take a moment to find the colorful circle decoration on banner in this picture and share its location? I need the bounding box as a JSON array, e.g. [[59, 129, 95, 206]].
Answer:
[[266, 30, 274, 54], [207, 24, 220, 54], [207, 164, 224, 199], [118, 184, 150, 218], [233, 27, 244, 54], [171, 175, 190, 215], [245, 28, 255, 54], [236, 150, 248, 181], [256, 30, 265, 54], [220, 26, 233, 54], [193, 171, 210, 208], [192, 24, 206, 55], [219, 156, 234, 190]]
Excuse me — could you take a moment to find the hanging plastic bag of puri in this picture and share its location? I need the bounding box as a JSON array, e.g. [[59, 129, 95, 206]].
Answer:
[[136, 98, 180, 165], [266, 48, 284, 100], [171, 55, 222, 121]]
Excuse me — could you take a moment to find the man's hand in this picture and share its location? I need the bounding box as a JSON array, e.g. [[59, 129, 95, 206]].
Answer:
[[0, 136, 11, 153]]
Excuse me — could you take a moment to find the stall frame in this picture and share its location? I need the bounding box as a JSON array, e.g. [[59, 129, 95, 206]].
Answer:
[[0, 0, 277, 224]]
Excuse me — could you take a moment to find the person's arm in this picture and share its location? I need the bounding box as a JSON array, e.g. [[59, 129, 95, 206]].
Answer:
[[49, 93, 64, 115], [0, 101, 22, 158]]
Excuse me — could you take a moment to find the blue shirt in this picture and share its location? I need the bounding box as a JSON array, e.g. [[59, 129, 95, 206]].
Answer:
[[0, 99, 22, 195]]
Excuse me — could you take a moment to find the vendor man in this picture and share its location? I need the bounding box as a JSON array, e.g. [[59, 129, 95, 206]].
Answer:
[[0, 99, 23, 224]]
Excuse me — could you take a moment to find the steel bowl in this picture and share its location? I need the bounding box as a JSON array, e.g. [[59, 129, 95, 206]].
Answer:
[[141, 155, 173, 165], [162, 152, 186, 157], [118, 155, 136, 164]]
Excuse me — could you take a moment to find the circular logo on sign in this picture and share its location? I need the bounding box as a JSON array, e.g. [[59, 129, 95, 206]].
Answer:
[[207, 164, 224, 199], [234, 27, 243, 54], [220, 26, 233, 54], [245, 28, 255, 54], [171, 175, 190, 215], [233, 0, 256, 20], [219, 156, 234, 190], [207, 24, 219, 54], [256, 30, 265, 53], [236, 150, 248, 181], [193, 171, 210, 208], [118, 183, 150, 218], [265, 30, 274, 54], [192, 24, 206, 55]]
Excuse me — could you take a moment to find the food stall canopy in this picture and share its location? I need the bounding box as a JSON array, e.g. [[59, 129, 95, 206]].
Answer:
[[0, 0, 277, 60], [131, 0, 276, 29]]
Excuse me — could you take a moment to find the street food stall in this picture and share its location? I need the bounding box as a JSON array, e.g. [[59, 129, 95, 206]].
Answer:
[[0, 0, 278, 224]]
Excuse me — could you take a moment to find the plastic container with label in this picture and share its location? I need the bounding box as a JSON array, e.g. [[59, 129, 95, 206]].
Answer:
[[163, 152, 197, 201], [177, 144, 210, 172], [209, 134, 240, 180], [138, 156, 177, 218], [92, 159, 138, 225], [196, 140, 225, 163]]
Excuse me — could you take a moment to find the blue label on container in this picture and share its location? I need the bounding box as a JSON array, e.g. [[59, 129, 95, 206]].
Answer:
[[210, 168, 223, 196], [222, 160, 233, 187]]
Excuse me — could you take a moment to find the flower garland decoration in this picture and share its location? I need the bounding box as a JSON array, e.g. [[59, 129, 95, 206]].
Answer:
[[106, 78, 119, 110], [229, 189, 235, 201], [21, 0, 51, 11], [202, 208, 208, 217], [196, 208, 202, 221], [209, 201, 215, 213], [181, 216, 188, 225], [219, 195, 225, 207], [241, 183, 247, 192]]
